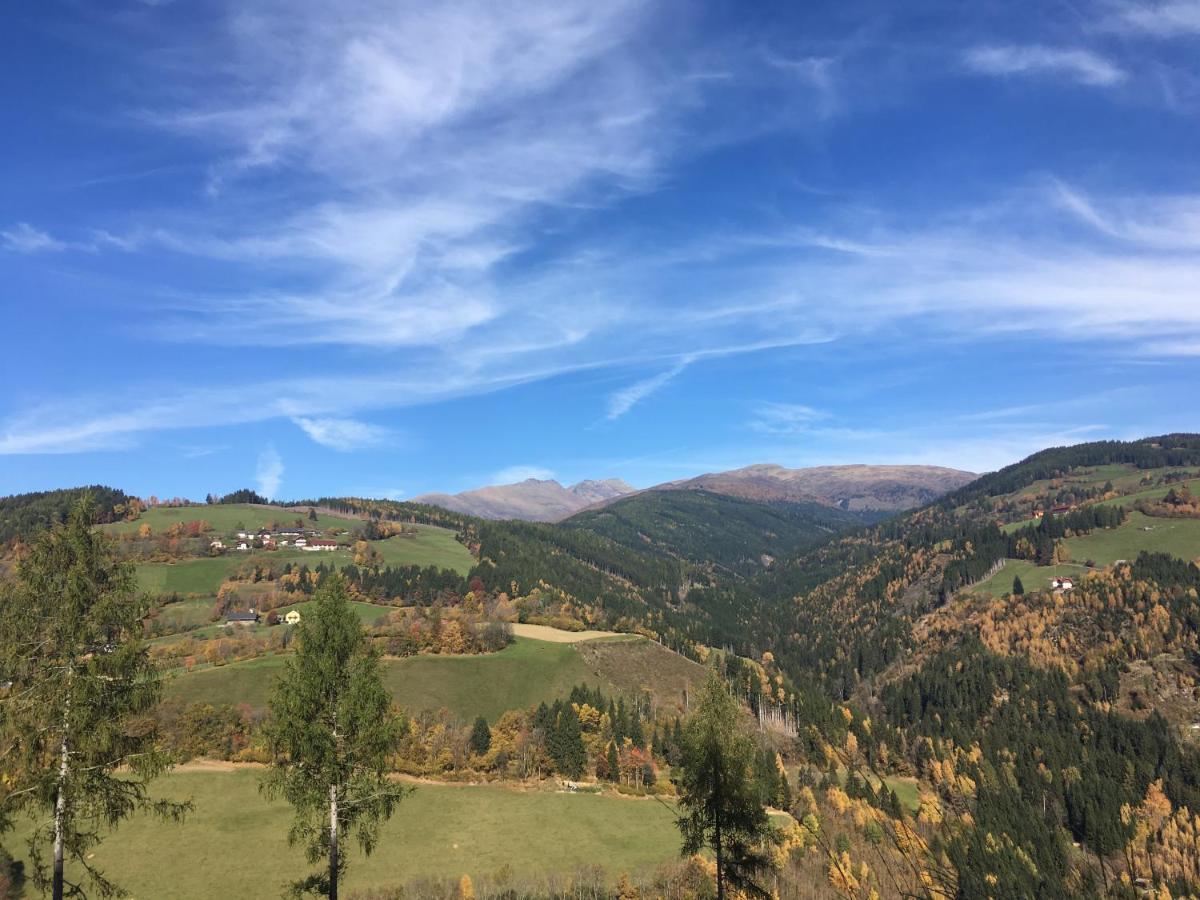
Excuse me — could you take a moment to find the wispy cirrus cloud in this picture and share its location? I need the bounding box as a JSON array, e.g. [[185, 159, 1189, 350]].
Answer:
[[963, 44, 1126, 86], [1103, 0, 1200, 37], [292, 416, 392, 451], [748, 402, 831, 434], [2, 223, 68, 253], [605, 359, 691, 421]]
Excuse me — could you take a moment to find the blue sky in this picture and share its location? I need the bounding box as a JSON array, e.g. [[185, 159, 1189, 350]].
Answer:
[[2, 0, 1199, 501]]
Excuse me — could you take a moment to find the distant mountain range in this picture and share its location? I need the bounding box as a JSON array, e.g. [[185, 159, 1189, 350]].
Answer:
[[663, 463, 977, 511], [411, 478, 635, 521], [412, 464, 976, 521]]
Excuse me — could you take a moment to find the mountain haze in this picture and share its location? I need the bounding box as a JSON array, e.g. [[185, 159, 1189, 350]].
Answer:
[[412, 477, 635, 521]]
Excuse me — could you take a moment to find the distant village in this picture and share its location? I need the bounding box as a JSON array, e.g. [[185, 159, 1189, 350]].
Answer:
[[209, 526, 341, 554]]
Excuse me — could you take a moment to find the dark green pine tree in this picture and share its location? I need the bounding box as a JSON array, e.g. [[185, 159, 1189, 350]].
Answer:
[[263, 575, 409, 900], [629, 711, 645, 749], [1012, 575, 1025, 596], [675, 670, 777, 899], [607, 742, 621, 783], [469, 717, 491, 756], [552, 706, 586, 780], [0, 498, 186, 900]]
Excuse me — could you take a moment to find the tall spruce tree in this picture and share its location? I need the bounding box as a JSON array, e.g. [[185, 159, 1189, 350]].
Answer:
[[0, 498, 185, 899], [263, 575, 409, 899], [469, 717, 491, 756], [675, 670, 776, 899]]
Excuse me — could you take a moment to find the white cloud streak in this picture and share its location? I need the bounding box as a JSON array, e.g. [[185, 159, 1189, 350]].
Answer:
[[1105, 1, 1200, 37], [749, 402, 831, 434], [255, 445, 284, 498], [2, 223, 68, 253], [605, 360, 691, 421], [963, 44, 1126, 86], [292, 416, 391, 451]]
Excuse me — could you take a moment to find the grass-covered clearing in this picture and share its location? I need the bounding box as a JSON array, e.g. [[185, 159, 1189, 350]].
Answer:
[[103, 503, 359, 536], [164, 636, 602, 721], [154, 597, 217, 631], [1066, 511, 1200, 565], [1095, 476, 1200, 509], [276, 598, 395, 626], [6, 769, 680, 900], [370, 524, 474, 574], [379, 636, 597, 721], [133, 523, 472, 597], [970, 559, 1088, 598]]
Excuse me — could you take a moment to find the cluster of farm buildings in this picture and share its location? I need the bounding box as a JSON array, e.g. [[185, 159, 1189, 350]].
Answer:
[[208, 526, 341, 554]]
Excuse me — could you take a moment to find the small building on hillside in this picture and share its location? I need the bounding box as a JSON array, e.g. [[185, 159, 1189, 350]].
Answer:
[[304, 538, 338, 552], [1051, 576, 1075, 591], [293, 538, 307, 548], [224, 611, 260, 627], [284, 610, 302, 626], [209, 539, 225, 551]]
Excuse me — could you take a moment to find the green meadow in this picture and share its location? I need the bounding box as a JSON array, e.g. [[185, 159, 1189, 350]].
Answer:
[[970, 559, 1089, 598], [1066, 510, 1200, 565], [6, 769, 680, 900], [164, 636, 604, 721], [103, 503, 360, 536], [133, 524, 472, 598], [371, 524, 474, 574]]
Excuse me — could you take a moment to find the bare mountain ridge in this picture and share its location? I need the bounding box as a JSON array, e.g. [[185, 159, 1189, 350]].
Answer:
[[412, 478, 635, 522], [413, 464, 975, 521], [662, 463, 977, 511]]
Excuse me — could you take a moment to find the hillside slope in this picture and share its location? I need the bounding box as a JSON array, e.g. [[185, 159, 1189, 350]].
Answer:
[[412, 477, 634, 521], [563, 488, 874, 579], [663, 463, 976, 510]]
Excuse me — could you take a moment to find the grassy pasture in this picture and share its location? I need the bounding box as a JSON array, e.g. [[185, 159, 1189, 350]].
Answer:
[[153, 597, 217, 631], [380, 637, 599, 722], [371, 525, 474, 574], [6, 769, 680, 900], [103, 503, 359, 536], [1066, 510, 1200, 565], [164, 636, 604, 721], [1095, 476, 1200, 509], [276, 598, 394, 626], [132, 523, 471, 598], [970, 559, 1089, 598]]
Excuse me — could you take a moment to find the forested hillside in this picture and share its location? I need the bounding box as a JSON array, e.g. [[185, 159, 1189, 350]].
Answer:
[[0, 484, 134, 543], [563, 489, 874, 579]]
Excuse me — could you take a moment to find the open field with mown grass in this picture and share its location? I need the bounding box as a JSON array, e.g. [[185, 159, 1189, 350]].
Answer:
[[1066, 510, 1200, 565], [154, 596, 217, 631], [102, 503, 361, 536], [970, 559, 1089, 598], [277, 598, 395, 626], [165, 636, 602, 720], [370, 524, 474, 574], [133, 523, 471, 597], [6, 769, 681, 900]]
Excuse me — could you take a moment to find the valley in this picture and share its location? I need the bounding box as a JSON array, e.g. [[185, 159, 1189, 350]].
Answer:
[[4, 438, 1200, 898]]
